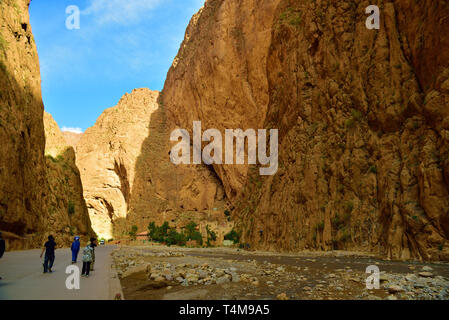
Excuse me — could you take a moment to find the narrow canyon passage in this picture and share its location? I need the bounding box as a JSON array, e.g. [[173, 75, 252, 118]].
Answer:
[[1, 0, 449, 304]]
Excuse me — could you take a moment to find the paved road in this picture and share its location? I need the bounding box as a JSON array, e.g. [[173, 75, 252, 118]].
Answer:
[[0, 245, 116, 300]]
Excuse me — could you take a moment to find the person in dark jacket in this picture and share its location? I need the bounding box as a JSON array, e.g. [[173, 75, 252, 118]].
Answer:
[[0, 231, 5, 280], [71, 236, 81, 263], [40, 235, 56, 273]]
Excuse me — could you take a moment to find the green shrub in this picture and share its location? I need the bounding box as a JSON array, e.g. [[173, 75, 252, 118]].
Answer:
[[166, 229, 186, 246], [340, 229, 351, 242], [148, 222, 157, 238], [331, 211, 351, 231], [279, 7, 302, 29], [68, 200, 75, 215], [183, 222, 203, 245], [346, 109, 363, 128], [185, 222, 197, 236], [224, 229, 240, 244], [345, 201, 354, 213], [128, 225, 138, 240], [148, 221, 168, 242], [368, 165, 377, 174], [316, 220, 325, 232], [189, 231, 203, 246], [351, 109, 363, 121], [46, 155, 58, 163], [148, 221, 202, 246], [206, 225, 217, 247]]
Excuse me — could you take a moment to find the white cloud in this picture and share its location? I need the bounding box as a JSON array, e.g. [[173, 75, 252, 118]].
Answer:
[[82, 0, 162, 25], [61, 127, 84, 134]]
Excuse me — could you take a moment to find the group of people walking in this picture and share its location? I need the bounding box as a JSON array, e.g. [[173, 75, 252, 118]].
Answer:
[[0, 232, 99, 280], [69, 235, 96, 276], [0, 234, 99, 277], [41, 235, 97, 276]]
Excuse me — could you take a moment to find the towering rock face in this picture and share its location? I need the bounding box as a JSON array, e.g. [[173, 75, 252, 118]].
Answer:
[[43, 112, 94, 245], [0, 0, 93, 249], [0, 0, 49, 246], [76, 88, 231, 241], [76, 89, 160, 239], [163, 0, 280, 200], [162, 0, 449, 260]]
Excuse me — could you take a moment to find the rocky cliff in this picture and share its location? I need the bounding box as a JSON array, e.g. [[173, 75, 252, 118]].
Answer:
[[76, 88, 231, 241], [162, 0, 449, 260], [0, 0, 50, 248], [76, 89, 161, 239], [0, 0, 93, 249], [44, 112, 94, 245]]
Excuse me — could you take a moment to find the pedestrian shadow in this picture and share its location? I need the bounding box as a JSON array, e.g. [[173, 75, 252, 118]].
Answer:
[[0, 280, 13, 289]]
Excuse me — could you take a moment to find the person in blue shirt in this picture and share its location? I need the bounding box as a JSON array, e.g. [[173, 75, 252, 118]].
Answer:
[[71, 236, 81, 264]]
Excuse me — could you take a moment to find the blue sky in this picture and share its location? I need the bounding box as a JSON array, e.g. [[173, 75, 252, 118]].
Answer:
[[29, 0, 204, 133]]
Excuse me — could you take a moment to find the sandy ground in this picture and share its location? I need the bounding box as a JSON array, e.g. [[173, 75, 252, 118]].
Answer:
[[116, 244, 449, 300], [0, 245, 116, 300]]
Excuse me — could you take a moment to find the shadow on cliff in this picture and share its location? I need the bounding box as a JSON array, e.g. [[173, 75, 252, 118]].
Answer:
[[116, 96, 175, 237], [119, 94, 226, 238], [0, 59, 48, 237], [0, 57, 94, 248]]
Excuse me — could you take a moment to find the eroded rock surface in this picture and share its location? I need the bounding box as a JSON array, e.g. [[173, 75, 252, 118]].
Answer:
[[162, 0, 449, 260], [0, 0, 93, 249], [76, 89, 160, 239], [0, 0, 52, 249], [76, 88, 232, 241], [44, 112, 94, 245]]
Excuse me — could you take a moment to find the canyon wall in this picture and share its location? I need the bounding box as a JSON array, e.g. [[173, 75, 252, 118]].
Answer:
[[76, 88, 231, 241], [162, 0, 449, 260], [163, 0, 280, 201], [76, 89, 160, 240], [44, 112, 94, 245], [0, 0, 93, 249], [0, 0, 50, 248], [6, 0, 445, 259]]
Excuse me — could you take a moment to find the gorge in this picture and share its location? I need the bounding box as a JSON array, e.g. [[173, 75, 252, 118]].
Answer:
[[1, 0, 449, 262]]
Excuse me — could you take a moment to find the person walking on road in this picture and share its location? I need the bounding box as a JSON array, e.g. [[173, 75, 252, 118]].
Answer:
[[0, 231, 5, 280], [81, 241, 94, 277], [40, 235, 56, 273], [71, 236, 81, 263], [90, 237, 97, 271]]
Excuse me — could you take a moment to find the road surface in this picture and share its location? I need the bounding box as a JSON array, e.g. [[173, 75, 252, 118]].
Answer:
[[0, 245, 117, 300]]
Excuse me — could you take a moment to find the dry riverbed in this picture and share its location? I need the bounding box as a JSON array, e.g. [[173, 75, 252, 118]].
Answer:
[[113, 244, 449, 300]]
